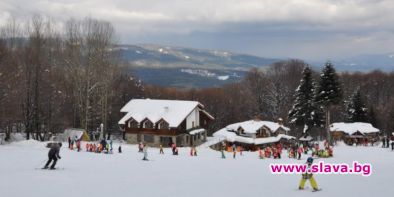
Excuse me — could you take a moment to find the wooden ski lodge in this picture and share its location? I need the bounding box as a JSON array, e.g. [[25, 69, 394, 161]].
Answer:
[[118, 99, 214, 147]]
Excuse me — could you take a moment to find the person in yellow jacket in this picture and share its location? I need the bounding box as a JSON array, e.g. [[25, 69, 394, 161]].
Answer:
[[299, 157, 320, 192], [159, 144, 164, 154]]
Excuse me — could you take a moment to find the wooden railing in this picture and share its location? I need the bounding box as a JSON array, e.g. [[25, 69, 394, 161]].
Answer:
[[125, 127, 180, 136]]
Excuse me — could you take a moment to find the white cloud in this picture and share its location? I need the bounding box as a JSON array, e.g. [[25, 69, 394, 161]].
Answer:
[[1, 0, 394, 59]]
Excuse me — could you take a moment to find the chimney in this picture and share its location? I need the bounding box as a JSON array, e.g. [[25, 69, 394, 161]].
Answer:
[[164, 106, 169, 112], [253, 114, 262, 121], [278, 118, 284, 125]]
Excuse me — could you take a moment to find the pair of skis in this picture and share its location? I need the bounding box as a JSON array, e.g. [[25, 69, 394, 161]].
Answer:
[[35, 167, 65, 170], [297, 186, 322, 192]]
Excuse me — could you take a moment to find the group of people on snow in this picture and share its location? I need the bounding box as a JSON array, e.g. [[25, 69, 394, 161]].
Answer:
[[381, 135, 394, 150], [68, 136, 81, 151], [221, 140, 333, 160], [68, 136, 122, 154]]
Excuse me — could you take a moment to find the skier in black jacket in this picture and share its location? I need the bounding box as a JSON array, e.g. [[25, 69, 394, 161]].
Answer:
[[43, 143, 62, 169]]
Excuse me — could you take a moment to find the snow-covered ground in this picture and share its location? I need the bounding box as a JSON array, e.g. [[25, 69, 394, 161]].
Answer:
[[0, 140, 393, 197]]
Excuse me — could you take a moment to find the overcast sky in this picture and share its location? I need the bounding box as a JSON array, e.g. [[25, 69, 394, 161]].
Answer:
[[1, 0, 394, 60]]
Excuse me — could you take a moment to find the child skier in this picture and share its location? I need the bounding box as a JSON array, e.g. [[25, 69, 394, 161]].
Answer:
[[142, 144, 148, 161], [68, 137, 71, 149], [110, 140, 113, 152], [299, 157, 320, 192], [172, 144, 179, 155], [220, 143, 226, 159], [273, 147, 278, 159], [276, 144, 282, 159], [138, 142, 143, 152], [76, 140, 81, 152], [118, 145, 122, 153], [159, 144, 164, 154], [232, 144, 236, 159], [297, 146, 303, 160], [258, 148, 264, 159], [190, 146, 197, 156]]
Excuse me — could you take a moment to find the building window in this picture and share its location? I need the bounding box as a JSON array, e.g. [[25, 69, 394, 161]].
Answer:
[[128, 120, 139, 128], [144, 135, 154, 143], [143, 119, 153, 129], [192, 121, 195, 128], [158, 120, 169, 129], [237, 127, 244, 135]]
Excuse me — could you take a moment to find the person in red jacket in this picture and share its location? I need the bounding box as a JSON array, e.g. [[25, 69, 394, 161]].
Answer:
[[265, 147, 271, 158], [190, 146, 194, 156], [297, 146, 303, 160], [273, 147, 278, 159], [76, 140, 81, 152], [276, 143, 282, 159], [258, 148, 264, 159]]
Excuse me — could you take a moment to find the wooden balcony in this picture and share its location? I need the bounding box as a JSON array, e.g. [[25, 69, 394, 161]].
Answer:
[[125, 127, 181, 136]]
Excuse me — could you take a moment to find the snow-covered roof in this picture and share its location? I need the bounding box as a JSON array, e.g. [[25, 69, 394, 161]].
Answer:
[[299, 136, 313, 141], [226, 120, 290, 134], [330, 122, 380, 135], [62, 128, 86, 141], [213, 128, 295, 145], [189, 128, 205, 135], [119, 99, 211, 128]]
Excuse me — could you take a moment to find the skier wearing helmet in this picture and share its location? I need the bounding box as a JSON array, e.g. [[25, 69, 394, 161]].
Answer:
[[298, 157, 320, 192]]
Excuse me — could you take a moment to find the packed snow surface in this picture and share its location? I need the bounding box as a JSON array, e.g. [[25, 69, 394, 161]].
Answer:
[[1, 140, 393, 197]]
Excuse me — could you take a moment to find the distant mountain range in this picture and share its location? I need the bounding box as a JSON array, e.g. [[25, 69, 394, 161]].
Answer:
[[328, 53, 394, 72], [115, 44, 279, 88], [116, 44, 394, 88], [116, 44, 279, 71]]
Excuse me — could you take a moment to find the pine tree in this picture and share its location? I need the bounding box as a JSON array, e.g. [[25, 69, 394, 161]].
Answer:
[[315, 62, 343, 142], [368, 106, 377, 127], [345, 88, 368, 122], [289, 66, 323, 135], [386, 108, 394, 136]]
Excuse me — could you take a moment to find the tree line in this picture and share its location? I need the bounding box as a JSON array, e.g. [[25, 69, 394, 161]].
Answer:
[[0, 16, 143, 140], [1, 17, 393, 141]]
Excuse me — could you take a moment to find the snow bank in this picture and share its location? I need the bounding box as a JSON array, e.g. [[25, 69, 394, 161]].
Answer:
[[10, 133, 25, 142], [10, 139, 45, 148]]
